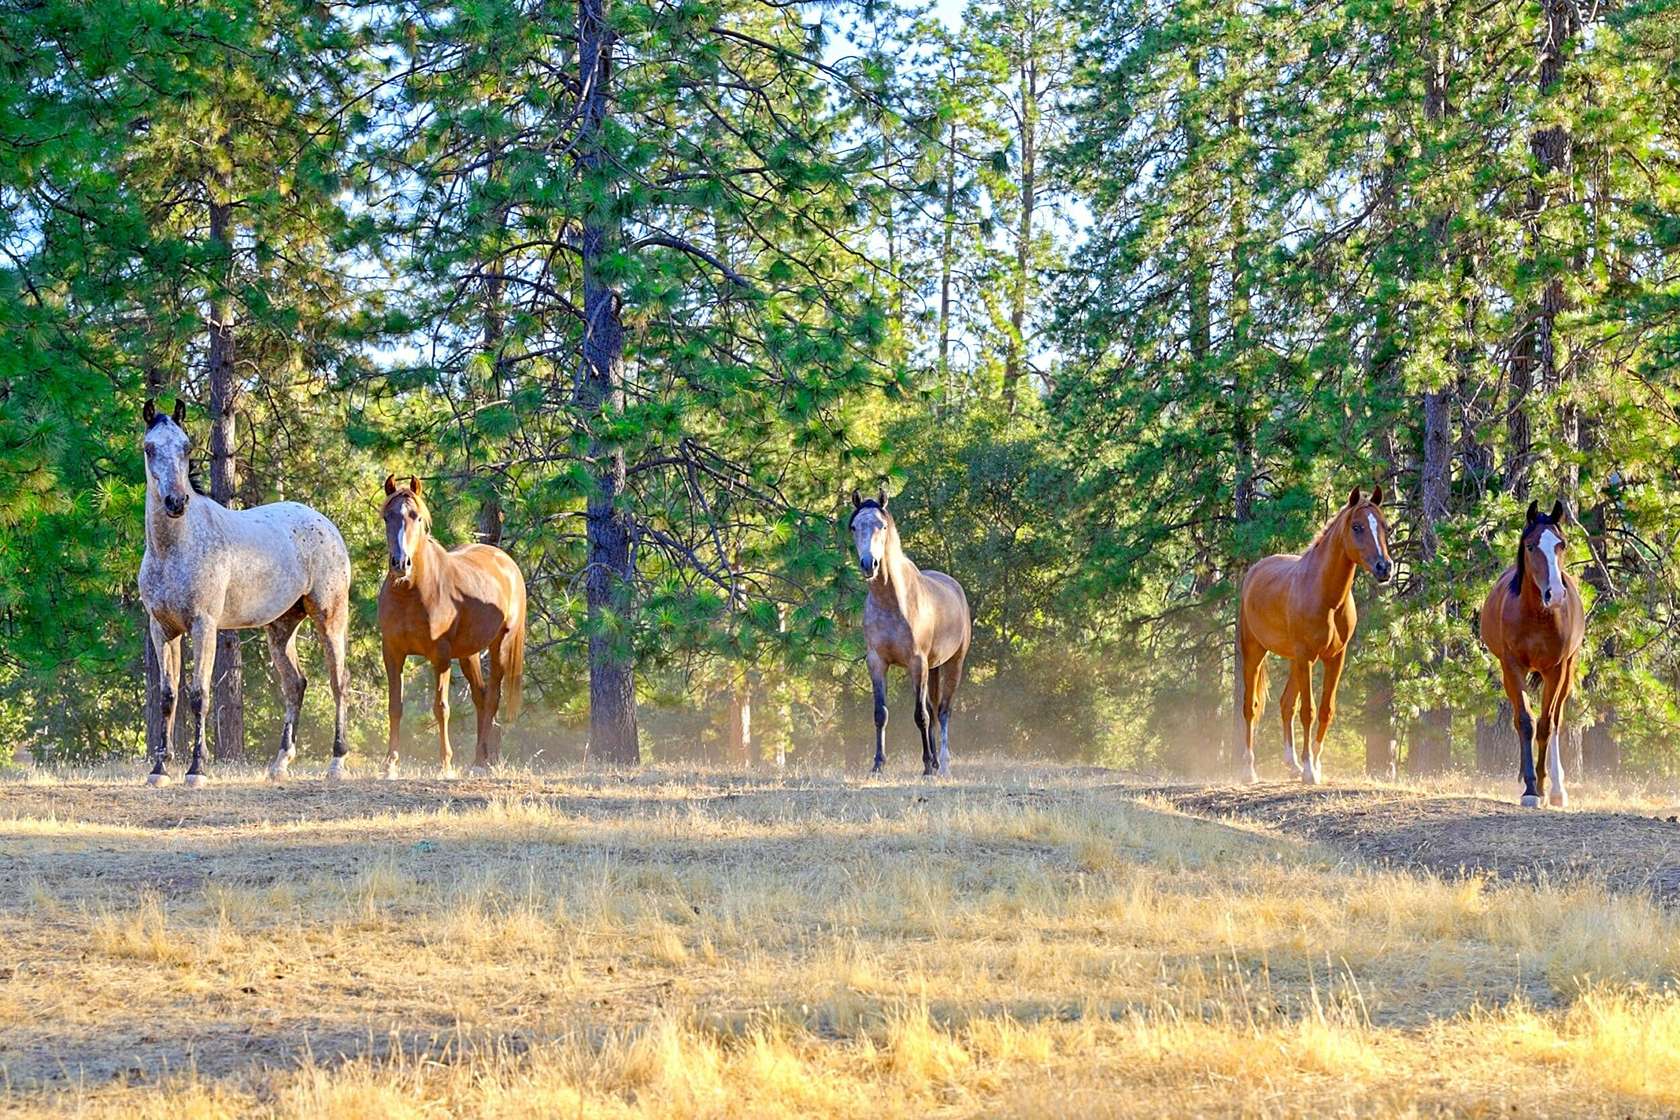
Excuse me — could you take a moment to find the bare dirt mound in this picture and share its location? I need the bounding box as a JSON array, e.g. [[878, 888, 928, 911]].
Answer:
[[1149, 782, 1680, 907]]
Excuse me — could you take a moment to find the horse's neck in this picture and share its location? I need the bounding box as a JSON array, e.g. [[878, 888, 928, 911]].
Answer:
[[869, 531, 919, 620], [1299, 515, 1356, 609], [144, 487, 212, 556], [407, 535, 450, 601]]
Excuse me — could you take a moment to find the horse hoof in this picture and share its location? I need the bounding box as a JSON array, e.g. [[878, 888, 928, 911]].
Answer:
[[1301, 767, 1320, 786], [383, 765, 400, 781], [268, 766, 288, 783], [1549, 790, 1568, 808], [326, 760, 346, 784], [146, 773, 170, 788], [1520, 794, 1543, 809], [184, 773, 208, 789], [1244, 768, 1260, 785]]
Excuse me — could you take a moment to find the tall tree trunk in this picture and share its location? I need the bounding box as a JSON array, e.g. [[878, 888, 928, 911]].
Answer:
[[1411, 20, 1455, 777], [144, 364, 170, 765], [207, 191, 244, 765], [939, 117, 957, 407], [1365, 676, 1396, 778], [578, 0, 638, 765], [727, 676, 751, 767], [1227, 77, 1254, 773], [1004, 43, 1037, 409]]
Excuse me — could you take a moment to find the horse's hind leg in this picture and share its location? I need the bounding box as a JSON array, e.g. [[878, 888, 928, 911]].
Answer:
[[909, 654, 935, 777], [933, 649, 966, 777], [265, 605, 308, 781], [308, 598, 351, 782], [1292, 660, 1318, 785], [432, 659, 456, 777], [147, 619, 182, 787], [867, 651, 889, 774], [1237, 625, 1267, 783], [460, 653, 493, 776], [1278, 665, 1304, 780]]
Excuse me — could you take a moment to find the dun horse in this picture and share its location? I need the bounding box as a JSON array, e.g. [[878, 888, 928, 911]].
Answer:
[[1237, 487, 1394, 784], [138, 399, 352, 786], [850, 490, 972, 776], [378, 475, 527, 778], [1479, 500, 1585, 808]]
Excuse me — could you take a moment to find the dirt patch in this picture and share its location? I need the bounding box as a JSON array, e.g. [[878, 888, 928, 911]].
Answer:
[[1148, 782, 1680, 906]]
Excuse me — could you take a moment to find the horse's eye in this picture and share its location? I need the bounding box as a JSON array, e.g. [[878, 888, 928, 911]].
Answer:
[[1353, 523, 1363, 535]]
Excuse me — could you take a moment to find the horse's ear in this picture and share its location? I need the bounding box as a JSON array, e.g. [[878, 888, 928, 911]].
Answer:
[[878, 488, 888, 511], [1347, 486, 1362, 508], [851, 489, 862, 510], [410, 475, 423, 497], [1371, 485, 1383, 506], [1551, 499, 1567, 524], [143, 399, 157, 425], [384, 473, 397, 496], [172, 398, 187, 425], [1526, 500, 1540, 525]]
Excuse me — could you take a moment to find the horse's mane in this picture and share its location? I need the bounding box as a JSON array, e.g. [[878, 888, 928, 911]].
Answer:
[[1302, 504, 1350, 556]]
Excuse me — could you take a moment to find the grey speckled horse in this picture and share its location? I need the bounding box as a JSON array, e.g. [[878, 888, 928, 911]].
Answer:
[[137, 399, 352, 787]]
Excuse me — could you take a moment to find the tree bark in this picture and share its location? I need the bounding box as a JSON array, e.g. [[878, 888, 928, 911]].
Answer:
[[1365, 676, 1396, 779], [207, 192, 244, 765], [1003, 36, 1037, 409], [939, 116, 957, 406], [578, 0, 638, 765], [727, 677, 751, 767]]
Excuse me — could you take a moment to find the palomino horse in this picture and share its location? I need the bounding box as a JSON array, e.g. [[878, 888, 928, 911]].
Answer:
[[378, 475, 526, 777], [1479, 500, 1585, 808], [850, 490, 972, 776], [1237, 487, 1394, 784], [138, 399, 351, 786]]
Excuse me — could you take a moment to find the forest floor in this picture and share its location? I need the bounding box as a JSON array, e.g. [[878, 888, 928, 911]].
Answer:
[[1, 759, 1679, 1117]]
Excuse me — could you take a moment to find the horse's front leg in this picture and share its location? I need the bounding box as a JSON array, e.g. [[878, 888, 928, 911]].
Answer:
[[460, 653, 492, 777], [383, 646, 405, 780], [1307, 649, 1346, 785], [184, 616, 217, 788], [909, 654, 934, 777], [147, 618, 182, 787], [432, 658, 455, 777], [1500, 659, 1541, 807], [867, 651, 888, 774], [1535, 660, 1572, 808]]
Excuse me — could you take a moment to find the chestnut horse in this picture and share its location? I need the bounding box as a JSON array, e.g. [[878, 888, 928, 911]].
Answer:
[[1237, 487, 1394, 784], [849, 490, 972, 776], [378, 475, 527, 778], [1478, 500, 1585, 808]]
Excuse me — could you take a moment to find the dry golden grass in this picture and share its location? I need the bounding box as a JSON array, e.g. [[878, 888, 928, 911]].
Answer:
[[0, 759, 1676, 1117]]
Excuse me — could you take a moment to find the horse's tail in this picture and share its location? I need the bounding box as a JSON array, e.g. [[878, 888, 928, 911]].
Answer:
[[502, 622, 525, 723]]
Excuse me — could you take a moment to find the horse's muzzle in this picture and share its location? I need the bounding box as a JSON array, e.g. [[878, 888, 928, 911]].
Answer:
[[163, 495, 188, 518], [1373, 559, 1393, 584], [390, 554, 412, 577], [860, 557, 881, 580]]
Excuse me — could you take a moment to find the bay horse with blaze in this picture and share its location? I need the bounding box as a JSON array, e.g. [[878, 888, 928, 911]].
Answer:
[[1478, 500, 1584, 808], [850, 490, 972, 776], [378, 475, 527, 777], [138, 399, 352, 786], [1237, 487, 1394, 784]]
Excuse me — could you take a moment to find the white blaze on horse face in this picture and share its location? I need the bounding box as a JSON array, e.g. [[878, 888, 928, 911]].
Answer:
[[1538, 528, 1565, 604]]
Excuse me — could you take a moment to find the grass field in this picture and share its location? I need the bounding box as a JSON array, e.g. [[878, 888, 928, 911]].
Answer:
[[2, 760, 1679, 1117]]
